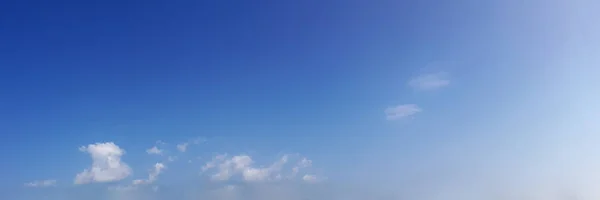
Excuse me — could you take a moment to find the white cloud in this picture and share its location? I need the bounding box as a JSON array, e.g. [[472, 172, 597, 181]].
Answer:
[[177, 143, 189, 152], [291, 157, 312, 178], [201, 154, 227, 172], [204, 154, 312, 182], [302, 174, 317, 182], [24, 179, 56, 187], [151, 163, 166, 181], [132, 179, 145, 185], [132, 162, 166, 185], [298, 157, 311, 167], [74, 142, 132, 184], [176, 137, 205, 152], [146, 146, 163, 155], [385, 104, 421, 120], [408, 72, 450, 90], [210, 155, 252, 181]]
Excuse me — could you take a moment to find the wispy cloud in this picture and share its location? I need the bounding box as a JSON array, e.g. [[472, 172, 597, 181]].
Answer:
[[24, 179, 56, 187], [167, 156, 177, 162], [385, 104, 421, 120], [177, 137, 205, 152], [176, 143, 189, 152], [132, 163, 166, 185], [408, 72, 450, 90]]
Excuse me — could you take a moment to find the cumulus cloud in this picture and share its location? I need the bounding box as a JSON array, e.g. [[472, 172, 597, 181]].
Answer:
[[408, 72, 450, 90], [133, 163, 166, 185], [203, 154, 313, 182], [74, 142, 132, 184], [385, 104, 421, 120], [146, 146, 163, 155], [24, 179, 57, 187]]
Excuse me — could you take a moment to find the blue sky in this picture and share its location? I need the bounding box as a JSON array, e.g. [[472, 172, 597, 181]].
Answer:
[[1, 0, 599, 199]]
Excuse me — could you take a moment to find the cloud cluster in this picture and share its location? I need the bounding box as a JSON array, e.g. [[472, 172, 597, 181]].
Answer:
[[21, 135, 600, 200], [202, 154, 318, 182], [20, 139, 331, 200], [74, 142, 132, 184]]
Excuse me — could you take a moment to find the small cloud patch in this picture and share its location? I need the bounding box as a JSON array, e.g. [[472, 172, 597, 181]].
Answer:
[[385, 104, 421, 120], [24, 179, 56, 187]]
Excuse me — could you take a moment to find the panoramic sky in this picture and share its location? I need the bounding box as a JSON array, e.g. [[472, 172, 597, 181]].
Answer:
[[1, 0, 599, 199]]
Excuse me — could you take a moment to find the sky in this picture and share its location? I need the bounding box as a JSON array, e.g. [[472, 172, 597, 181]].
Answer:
[[1, 0, 599, 199]]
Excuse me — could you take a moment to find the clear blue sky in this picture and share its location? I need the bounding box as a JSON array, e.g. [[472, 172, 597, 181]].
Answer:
[[1, 0, 599, 199]]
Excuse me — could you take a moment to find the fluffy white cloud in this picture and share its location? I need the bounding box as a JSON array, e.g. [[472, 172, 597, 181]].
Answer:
[[133, 163, 166, 185], [385, 104, 421, 120], [24, 179, 56, 187], [74, 142, 132, 184], [408, 72, 450, 90], [210, 155, 251, 181], [146, 146, 163, 155]]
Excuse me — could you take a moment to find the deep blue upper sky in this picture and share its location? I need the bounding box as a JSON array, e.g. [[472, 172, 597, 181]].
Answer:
[[2, 0, 600, 199], [1, 0, 474, 177]]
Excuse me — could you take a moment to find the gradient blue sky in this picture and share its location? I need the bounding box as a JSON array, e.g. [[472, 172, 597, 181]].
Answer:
[[1, 0, 599, 199]]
